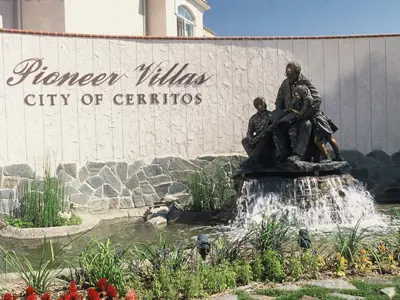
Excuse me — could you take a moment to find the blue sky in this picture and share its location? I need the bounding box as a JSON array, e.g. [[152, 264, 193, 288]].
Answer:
[[203, 0, 400, 36]]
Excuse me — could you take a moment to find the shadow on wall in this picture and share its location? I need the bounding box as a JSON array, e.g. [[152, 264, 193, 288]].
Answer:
[[322, 39, 400, 204]]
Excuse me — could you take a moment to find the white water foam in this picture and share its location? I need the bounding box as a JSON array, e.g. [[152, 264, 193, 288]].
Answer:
[[229, 175, 388, 233]]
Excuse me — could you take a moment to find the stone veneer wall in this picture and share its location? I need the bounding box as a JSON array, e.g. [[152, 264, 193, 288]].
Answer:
[[0, 155, 245, 215], [341, 150, 400, 203], [1, 150, 400, 216]]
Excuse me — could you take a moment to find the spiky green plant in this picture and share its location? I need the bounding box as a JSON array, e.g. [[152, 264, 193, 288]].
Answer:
[[333, 217, 369, 263], [8, 162, 67, 228], [0, 239, 63, 293], [187, 168, 233, 211]]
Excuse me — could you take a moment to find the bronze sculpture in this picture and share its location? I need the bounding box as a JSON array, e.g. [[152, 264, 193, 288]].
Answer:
[[292, 85, 344, 162], [241, 97, 270, 156], [273, 61, 321, 163], [237, 61, 348, 176]]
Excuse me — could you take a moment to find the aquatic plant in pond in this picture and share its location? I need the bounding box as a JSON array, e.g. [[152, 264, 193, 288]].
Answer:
[[4, 162, 81, 228], [187, 168, 235, 211]]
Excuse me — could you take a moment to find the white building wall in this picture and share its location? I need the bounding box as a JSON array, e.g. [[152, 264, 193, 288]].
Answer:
[[0, 32, 398, 169], [165, 0, 206, 36], [64, 0, 145, 36]]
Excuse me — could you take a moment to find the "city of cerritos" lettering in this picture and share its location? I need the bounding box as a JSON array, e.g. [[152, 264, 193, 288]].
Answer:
[[5, 58, 212, 107]]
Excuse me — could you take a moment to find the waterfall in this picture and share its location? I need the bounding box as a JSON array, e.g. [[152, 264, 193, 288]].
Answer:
[[230, 174, 386, 232]]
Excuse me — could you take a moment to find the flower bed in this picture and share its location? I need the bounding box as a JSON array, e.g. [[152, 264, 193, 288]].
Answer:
[[2, 211, 400, 299], [2, 279, 136, 300]]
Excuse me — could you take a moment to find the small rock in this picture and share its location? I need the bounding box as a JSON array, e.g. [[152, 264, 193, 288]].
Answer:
[[146, 215, 167, 226], [251, 296, 276, 300], [380, 287, 396, 299], [310, 279, 357, 290], [211, 294, 238, 300], [274, 284, 301, 291], [362, 277, 393, 285], [0, 219, 7, 229], [328, 293, 364, 300], [150, 206, 169, 216], [301, 297, 318, 300], [161, 195, 179, 203]]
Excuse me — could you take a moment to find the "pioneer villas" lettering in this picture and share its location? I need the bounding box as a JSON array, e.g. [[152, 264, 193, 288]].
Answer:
[[6, 58, 211, 88], [5, 58, 212, 107]]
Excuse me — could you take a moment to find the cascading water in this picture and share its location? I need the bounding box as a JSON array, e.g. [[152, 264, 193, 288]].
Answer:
[[230, 174, 387, 232]]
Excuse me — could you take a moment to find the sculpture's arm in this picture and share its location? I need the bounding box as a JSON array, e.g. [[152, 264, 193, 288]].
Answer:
[[301, 97, 318, 119], [275, 84, 285, 109], [303, 79, 322, 108], [246, 117, 255, 141]]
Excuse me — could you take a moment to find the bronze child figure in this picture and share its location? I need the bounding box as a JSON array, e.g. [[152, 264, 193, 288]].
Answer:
[[292, 85, 344, 162], [241, 97, 269, 156]]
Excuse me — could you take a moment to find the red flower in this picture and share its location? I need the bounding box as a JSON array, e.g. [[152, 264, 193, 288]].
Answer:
[[68, 281, 79, 299], [41, 294, 52, 300], [106, 284, 117, 298], [27, 295, 38, 300], [125, 289, 137, 300], [26, 287, 35, 296], [96, 278, 107, 291], [2, 293, 15, 300], [87, 288, 99, 300]]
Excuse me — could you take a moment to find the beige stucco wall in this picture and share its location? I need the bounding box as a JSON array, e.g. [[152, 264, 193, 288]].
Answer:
[[16, 0, 145, 36], [64, 0, 145, 36], [147, 0, 167, 36], [22, 0, 66, 32], [0, 1, 15, 29], [0, 32, 399, 169]]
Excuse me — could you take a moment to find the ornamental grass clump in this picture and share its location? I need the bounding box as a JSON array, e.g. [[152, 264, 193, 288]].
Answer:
[[187, 168, 234, 211], [6, 161, 81, 228], [78, 238, 128, 296]]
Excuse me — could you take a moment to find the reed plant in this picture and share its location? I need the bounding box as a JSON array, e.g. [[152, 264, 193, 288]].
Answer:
[[187, 168, 234, 211], [7, 162, 72, 228]]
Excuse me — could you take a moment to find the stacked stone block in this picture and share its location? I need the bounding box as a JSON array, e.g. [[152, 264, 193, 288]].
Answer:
[[0, 155, 245, 215]]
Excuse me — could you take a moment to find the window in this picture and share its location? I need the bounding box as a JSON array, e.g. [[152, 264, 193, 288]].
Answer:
[[177, 6, 194, 37]]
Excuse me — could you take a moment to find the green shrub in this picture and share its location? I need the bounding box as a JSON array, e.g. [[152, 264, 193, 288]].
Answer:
[[287, 255, 303, 280], [262, 249, 284, 282], [251, 253, 263, 282]]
